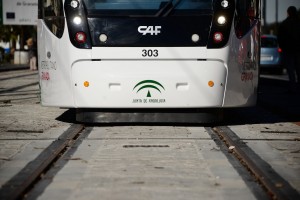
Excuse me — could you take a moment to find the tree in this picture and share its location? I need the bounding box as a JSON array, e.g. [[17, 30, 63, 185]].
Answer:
[[0, 25, 36, 63], [0, 25, 36, 49], [0, 25, 19, 50]]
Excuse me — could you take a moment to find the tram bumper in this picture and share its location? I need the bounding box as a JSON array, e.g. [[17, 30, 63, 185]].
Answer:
[[72, 60, 226, 108]]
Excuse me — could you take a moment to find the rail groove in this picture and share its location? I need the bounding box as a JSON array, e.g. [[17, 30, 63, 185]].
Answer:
[[0, 124, 85, 200], [212, 126, 300, 200]]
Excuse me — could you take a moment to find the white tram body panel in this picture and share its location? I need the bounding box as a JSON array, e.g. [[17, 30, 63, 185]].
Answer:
[[223, 24, 260, 107], [72, 60, 226, 108], [38, 0, 260, 113]]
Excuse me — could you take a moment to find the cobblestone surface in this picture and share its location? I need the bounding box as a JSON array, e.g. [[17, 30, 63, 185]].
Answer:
[[38, 127, 256, 200]]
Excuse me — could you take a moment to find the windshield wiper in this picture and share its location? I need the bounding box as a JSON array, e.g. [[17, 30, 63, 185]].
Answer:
[[155, 0, 183, 17], [155, 0, 174, 17]]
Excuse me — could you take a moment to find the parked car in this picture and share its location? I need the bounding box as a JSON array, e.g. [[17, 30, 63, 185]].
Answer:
[[260, 35, 283, 74]]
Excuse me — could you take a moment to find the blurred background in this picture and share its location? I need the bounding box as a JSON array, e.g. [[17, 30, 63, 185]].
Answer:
[[263, 0, 300, 34], [0, 0, 300, 66]]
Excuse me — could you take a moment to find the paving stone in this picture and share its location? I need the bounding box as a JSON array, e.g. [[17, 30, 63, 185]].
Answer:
[[38, 127, 256, 200]]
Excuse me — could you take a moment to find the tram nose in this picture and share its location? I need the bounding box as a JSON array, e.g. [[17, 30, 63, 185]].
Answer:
[[72, 60, 226, 108]]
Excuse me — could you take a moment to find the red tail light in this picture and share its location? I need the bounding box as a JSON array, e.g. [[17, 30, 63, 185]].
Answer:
[[213, 32, 224, 43], [75, 32, 87, 44], [278, 48, 282, 53]]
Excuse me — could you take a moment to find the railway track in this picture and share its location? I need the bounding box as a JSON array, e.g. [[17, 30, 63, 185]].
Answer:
[[0, 124, 85, 200], [210, 126, 300, 200], [0, 123, 299, 200]]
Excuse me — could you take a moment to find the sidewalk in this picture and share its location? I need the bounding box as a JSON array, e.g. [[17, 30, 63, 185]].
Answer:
[[0, 63, 29, 72]]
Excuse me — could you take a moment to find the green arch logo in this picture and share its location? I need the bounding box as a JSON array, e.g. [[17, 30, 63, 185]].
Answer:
[[133, 80, 165, 97]]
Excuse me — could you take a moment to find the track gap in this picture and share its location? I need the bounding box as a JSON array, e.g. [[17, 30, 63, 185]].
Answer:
[[0, 124, 85, 200], [211, 126, 300, 200], [24, 126, 93, 199]]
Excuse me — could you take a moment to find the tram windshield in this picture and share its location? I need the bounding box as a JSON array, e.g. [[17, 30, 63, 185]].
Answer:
[[83, 0, 213, 16]]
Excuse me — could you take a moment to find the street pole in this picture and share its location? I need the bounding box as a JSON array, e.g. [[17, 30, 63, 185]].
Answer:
[[275, 0, 278, 33], [262, 0, 266, 32]]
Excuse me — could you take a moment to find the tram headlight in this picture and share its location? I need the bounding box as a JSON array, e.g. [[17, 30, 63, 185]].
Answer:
[[75, 32, 87, 44], [221, 0, 229, 8], [217, 16, 226, 25], [213, 32, 224, 43], [191, 34, 200, 43], [99, 34, 108, 43], [70, 0, 79, 8], [73, 16, 82, 25]]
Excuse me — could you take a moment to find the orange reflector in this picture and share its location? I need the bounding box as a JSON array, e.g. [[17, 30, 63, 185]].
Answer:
[[84, 81, 90, 87], [208, 81, 214, 87]]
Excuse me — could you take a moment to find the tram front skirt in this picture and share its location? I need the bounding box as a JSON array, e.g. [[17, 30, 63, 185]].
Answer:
[[76, 108, 223, 124]]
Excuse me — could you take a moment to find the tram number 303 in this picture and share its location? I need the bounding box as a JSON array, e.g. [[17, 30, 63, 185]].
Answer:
[[142, 49, 159, 57]]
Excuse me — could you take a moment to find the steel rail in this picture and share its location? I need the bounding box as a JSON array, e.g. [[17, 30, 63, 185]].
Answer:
[[0, 124, 84, 200], [212, 126, 300, 200]]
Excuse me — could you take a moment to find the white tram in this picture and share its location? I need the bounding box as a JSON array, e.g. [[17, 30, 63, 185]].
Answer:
[[38, 0, 260, 123]]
